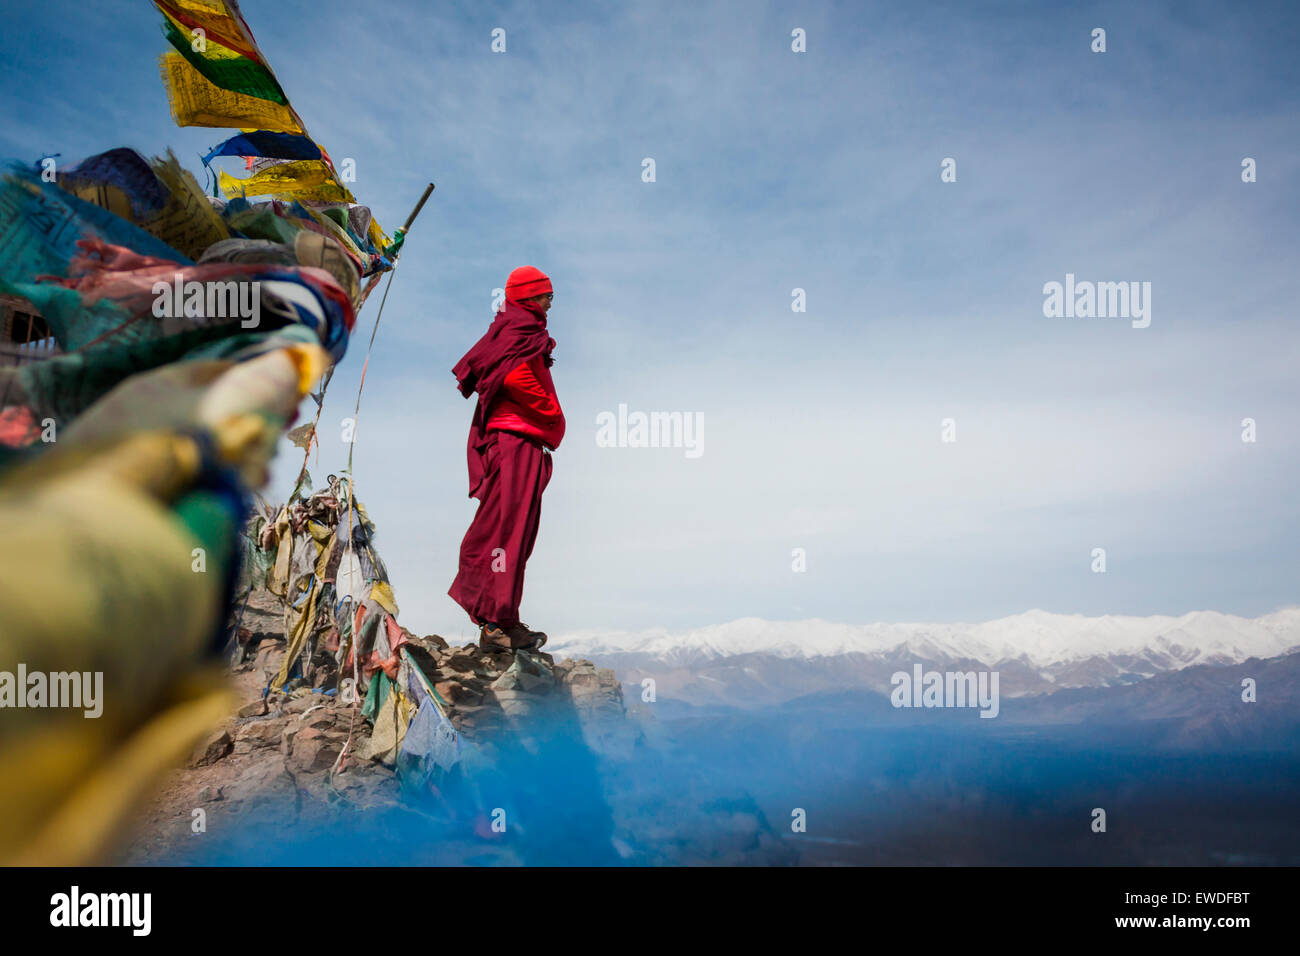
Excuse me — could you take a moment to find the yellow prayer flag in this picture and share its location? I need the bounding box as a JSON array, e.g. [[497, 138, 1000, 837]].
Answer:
[[159, 52, 303, 133], [218, 160, 353, 203], [369, 580, 400, 617], [160, 6, 246, 63], [146, 150, 232, 259], [368, 216, 392, 254], [155, 0, 261, 61]]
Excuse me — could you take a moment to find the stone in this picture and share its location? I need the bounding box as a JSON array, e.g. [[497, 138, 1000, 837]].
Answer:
[[190, 729, 232, 768], [221, 756, 297, 808], [254, 639, 287, 673], [514, 652, 544, 676], [233, 717, 288, 753], [287, 726, 346, 774], [564, 661, 603, 690], [237, 698, 268, 718], [444, 652, 479, 673], [479, 646, 514, 666], [435, 680, 483, 705], [490, 689, 538, 719], [492, 659, 555, 695], [283, 694, 320, 714]]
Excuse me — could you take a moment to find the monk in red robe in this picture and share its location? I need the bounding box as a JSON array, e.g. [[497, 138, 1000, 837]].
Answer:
[[449, 266, 565, 651]]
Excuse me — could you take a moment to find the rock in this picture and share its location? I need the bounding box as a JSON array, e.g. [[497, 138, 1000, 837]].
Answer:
[[221, 756, 297, 811], [492, 659, 554, 695], [420, 634, 449, 650], [196, 785, 223, 803], [276, 705, 331, 752], [300, 708, 340, 731], [561, 661, 625, 709], [514, 652, 544, 675], [331, 764, 400, 807], [490, 689, 543, 719], [283, 694, 319, 714], [443, 652, 479, 674], [254, 639, 287, 674], [190, 729, 232, 767], [401, 642, 442, 680], [434, 680, 483, 705], [286, 726, 346, 774], [553, 660, 637, 757], [237, 699, 268, 718], [233, 717, 288, 754], [563, 660, 603, 690], [478, 646, 514, 668]]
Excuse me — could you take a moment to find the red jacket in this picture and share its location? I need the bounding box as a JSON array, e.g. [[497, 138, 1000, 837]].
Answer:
[[485, 355, 565, 449]]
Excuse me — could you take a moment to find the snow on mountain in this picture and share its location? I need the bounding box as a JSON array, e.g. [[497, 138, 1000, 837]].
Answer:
[[550, 608, 1300, 672]]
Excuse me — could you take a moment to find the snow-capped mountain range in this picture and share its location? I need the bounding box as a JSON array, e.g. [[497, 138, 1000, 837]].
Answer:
[[548, 608, 1300, 707]]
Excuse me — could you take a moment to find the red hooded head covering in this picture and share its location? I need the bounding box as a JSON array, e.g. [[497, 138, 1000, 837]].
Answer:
[[504, 265, 552, 303]]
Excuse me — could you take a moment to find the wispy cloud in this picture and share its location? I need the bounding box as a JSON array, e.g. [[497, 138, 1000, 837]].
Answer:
[[4, 0, 1298, 636]]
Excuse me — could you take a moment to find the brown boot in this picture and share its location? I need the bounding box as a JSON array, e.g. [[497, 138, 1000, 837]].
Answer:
[[479, 622, 547, 651], [514, 622, 547, 650]]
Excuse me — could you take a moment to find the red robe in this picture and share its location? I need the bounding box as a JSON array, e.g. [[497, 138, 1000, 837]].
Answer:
[[448, 300, 563, 626]]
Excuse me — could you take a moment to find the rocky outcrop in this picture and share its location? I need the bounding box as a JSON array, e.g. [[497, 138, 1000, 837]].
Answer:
[[122, 586, 796, 866]]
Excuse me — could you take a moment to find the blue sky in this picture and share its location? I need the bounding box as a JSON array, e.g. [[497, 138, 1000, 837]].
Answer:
[[2, 0, 1298, 640]]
